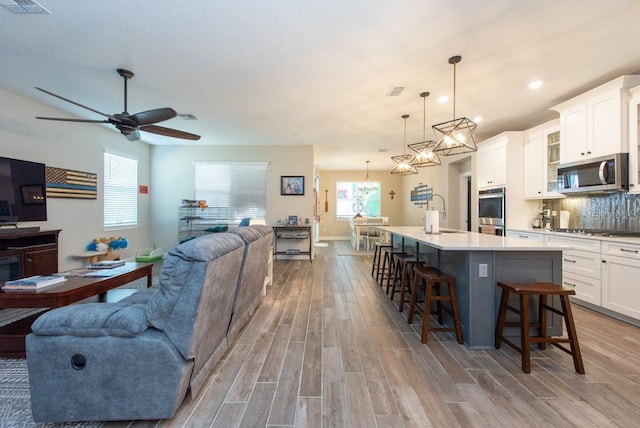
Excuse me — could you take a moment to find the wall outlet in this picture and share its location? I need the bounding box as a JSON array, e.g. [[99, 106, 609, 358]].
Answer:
[[479, 263, 488, 278]]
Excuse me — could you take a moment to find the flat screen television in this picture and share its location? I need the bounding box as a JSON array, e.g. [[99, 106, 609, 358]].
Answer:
[[0, 156, 47, 223]]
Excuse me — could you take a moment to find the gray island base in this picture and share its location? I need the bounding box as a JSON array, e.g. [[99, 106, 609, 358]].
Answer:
[[379, 226, 570, 349]]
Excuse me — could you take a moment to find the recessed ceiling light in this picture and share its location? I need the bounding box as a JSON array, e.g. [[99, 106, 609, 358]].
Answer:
[[473, 116, 483, 123], [438, 95, 449, 103], [528, 80, 543, 89]]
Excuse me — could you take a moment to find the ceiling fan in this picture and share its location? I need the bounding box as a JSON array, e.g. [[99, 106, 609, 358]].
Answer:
[[35, 68, 201, 141]]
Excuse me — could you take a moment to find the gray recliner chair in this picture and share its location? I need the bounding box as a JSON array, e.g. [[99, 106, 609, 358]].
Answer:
[[26, 232, 246, 422]]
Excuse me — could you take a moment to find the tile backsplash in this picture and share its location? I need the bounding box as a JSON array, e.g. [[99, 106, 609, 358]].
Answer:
[[545, 192, 640, 232]]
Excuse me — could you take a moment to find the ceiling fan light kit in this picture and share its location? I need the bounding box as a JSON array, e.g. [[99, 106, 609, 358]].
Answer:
[[432, 55, 478, 156], [35, 68, 201, 141]]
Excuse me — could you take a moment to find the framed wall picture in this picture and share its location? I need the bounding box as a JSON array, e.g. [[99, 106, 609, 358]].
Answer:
[[281, 176, 304, 195]]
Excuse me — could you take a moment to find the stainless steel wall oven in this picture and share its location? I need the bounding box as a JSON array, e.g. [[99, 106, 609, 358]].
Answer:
[[478, 187, 505, 235]]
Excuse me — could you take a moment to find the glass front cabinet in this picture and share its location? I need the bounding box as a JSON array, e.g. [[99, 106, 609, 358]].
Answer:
[[628, 85, 640, 193], [524, 119, 564, 200]]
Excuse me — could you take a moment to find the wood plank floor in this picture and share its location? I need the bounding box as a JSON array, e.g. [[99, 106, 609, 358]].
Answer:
[[110, 241, 640, 428]]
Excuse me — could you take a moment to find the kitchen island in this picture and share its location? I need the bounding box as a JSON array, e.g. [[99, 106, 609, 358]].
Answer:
[[378, 226, 572, 349]]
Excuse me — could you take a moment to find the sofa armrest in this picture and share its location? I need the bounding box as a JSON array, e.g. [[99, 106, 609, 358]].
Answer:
[[31, 302, 148, 338]]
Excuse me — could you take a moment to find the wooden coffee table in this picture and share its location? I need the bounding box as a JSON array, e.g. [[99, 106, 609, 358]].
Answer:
[[0, 262, 153, 357]]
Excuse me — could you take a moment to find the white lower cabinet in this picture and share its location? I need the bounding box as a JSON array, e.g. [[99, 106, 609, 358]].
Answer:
[[545, 235, 602, 307], [509, 232, 640, 321], [601, 241, 640, 319], [562, 271, 602, 305], [505, 230, 544, 242]]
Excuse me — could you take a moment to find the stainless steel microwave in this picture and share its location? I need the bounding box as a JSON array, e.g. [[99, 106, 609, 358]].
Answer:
[[557, 153, 628, 194]]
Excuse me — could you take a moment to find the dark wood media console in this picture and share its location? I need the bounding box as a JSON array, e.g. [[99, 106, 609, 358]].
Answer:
[[0, 229, 61, 278]]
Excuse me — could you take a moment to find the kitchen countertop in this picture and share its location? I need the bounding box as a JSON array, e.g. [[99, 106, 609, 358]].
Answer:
[[378, 226, 571, 251], [508, 228, 640, 244]]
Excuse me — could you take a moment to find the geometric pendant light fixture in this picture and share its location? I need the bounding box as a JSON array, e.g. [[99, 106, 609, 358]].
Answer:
[[409, 91, 441, 167], [432, 55, 478, 156], [390, 114, 418, 175]]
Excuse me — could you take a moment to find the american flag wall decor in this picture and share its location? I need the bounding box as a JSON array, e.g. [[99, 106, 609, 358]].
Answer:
[[45, 166, 97, 199]]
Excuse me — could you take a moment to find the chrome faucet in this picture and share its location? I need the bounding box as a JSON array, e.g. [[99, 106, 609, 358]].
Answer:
[[428, 194, 447, 219]]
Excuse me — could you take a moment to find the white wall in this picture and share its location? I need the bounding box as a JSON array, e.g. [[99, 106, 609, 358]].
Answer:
[[0, 88, 152, 270], [317, 169, 404, 239], [400, 153, 474, 230], [150, 145, 315, 251]]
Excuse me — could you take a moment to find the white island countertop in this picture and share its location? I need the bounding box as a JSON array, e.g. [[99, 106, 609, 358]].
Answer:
[[379, 226, 572, 251]]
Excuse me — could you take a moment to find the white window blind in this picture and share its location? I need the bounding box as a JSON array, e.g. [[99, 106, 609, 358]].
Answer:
[[194, 162, 267, 222], [104, 153, 138, 227]]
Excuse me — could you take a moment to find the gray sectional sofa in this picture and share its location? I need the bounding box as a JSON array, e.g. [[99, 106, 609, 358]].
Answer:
[[25, 225, 273, 422]]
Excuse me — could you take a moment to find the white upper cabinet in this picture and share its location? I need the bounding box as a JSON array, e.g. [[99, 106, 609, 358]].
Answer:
[[477, 136, 507, 189], [476, 131, 527, 192], [628, 85, 640, 193], [523, 119, 564, 199], [552, 75, 640, 164]]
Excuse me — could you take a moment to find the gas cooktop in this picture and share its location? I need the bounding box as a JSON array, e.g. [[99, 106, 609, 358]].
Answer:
[[553, 229, 640, 238]]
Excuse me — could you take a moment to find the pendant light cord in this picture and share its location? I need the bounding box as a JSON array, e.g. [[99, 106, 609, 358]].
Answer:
[[452, 60, 456, 120], [402, 114, 409, 155], [422, 94, 426, 141], [403, 117, 406, 155]]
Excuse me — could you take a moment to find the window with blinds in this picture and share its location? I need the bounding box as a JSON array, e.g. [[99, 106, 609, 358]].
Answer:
[[104, 153, 138, 228], [194, 162, 267, 222], [336, 181, 381, 219]]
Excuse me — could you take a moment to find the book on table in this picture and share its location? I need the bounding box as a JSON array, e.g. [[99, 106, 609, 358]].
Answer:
[[2, 275, 66, 290], [87, 260, 126, 269]]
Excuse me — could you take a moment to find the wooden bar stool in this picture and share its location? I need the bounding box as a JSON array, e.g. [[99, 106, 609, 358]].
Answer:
[[495, 281, 585, 374], [378, 247, 405, 289], [371, 242, 392, 279], [407, 266, 463, 344], [388, 254, 423, 313]]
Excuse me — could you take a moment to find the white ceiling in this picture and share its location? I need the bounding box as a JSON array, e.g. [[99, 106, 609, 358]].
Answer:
[[1, 0, 640, 171]]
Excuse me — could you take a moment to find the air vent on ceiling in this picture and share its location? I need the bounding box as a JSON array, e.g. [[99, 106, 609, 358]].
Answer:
[[0, 0, 50, 14], [377, 148, 389, 153], [178, 113, 198, 120], [386, 86, 405, 97]]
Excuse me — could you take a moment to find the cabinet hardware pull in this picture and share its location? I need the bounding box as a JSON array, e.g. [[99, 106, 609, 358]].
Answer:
[[563, 281, 577, 287], [26, 258, 32, 263], [619, 248, 639, 253], [519, 235, 528, 239], [563, 258, 576, 263]]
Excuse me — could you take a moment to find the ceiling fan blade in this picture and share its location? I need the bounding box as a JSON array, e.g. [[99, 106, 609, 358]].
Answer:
[[140, 124, 201, 140], [36, 117, 110, 123], [35, 87, 112, 118], [130, 108, 177, 125]]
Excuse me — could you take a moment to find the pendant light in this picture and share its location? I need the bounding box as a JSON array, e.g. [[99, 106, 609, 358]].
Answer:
[[390, 114, 418, 175], [409, 92, 441, 167], [432, 55, 478, 156], [357, 160, 378, 194]]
